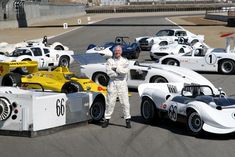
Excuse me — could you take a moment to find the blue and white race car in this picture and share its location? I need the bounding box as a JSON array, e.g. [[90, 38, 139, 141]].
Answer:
[[86, 36, 141, 59], [138, 83, 235, 135]]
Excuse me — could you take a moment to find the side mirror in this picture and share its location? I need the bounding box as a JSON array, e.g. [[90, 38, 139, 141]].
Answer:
[[45, 54, 50, 57]]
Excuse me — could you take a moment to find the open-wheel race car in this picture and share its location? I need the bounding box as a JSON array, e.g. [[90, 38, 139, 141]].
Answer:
[[138, 83, 235, 135], [0, 86, 105, 136], [86, 36, 141, 59], [0, 61, 107, 95]]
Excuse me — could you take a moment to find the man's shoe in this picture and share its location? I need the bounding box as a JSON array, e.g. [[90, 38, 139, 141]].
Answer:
[[102, 119, 109, 128], [126, 119, 131, 129]]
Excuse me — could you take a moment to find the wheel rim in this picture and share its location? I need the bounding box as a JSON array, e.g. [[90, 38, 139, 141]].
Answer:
[[21, 67, 29, 73], [167, 60, 178, 66], [91, 102, 104, 121], [95, 74, 108, 86], [142, 100, 154, 119], [153, 77, 167, 83], [60, 58, 69, 67], [0, 99, 12, 121], [188, 112, 202, 133], [221, 61, 233, 73]]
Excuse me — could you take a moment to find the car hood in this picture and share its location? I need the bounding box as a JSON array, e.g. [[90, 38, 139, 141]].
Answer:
[[141, 62, 215, 88]]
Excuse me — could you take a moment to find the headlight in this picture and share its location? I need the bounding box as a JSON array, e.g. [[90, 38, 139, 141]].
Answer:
[[150, 39, 154, 45], [0, 98, 12, 121]]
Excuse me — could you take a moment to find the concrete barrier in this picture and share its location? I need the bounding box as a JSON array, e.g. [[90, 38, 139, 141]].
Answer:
[[0, 2, 86, 29], [205, 14, 229, 22]]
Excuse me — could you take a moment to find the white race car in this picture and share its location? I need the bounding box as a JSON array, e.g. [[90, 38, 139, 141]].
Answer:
[[138, 83, 235, 135], [0, 39, 69, 55], [0, 86, 105, 136], [150, 38, 204, 61], [0, 45, 74, 72], [159, 43, 235, 74], [136, 29, 204, 51], [74, 53, 216, 89]]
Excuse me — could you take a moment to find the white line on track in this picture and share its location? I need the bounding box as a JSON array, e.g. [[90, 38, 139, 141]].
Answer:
[[48, 20, 103, 40], [30, 20, 103, 42]]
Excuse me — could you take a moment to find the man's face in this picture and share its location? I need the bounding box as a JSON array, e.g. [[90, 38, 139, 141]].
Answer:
[[114, 46, 122, 58]]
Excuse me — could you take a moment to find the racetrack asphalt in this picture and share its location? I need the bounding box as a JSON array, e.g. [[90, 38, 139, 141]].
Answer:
[[1, 16, 235, 157]]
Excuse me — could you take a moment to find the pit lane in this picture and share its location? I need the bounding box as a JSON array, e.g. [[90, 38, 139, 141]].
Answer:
[[1, 16, 235, 157]]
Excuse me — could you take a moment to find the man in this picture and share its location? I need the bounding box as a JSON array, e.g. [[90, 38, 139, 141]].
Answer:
[[102, 45, 131, 128]]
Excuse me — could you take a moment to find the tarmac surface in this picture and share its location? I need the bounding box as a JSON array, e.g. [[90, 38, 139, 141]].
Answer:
[[1, 16, 235, 157]]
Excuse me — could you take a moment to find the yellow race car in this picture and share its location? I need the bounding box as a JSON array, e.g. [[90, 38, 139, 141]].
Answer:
[[0, 61, 107, 95]]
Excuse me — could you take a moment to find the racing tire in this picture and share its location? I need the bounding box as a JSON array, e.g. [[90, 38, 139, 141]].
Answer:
[[219, 60, 235, 74], [90, 98, 105, 123], [92, 73, 109, 87], [1, 73, 22, 87], [54, 45, 64, 50], [133, 48, 140, 59], [150, 55, 157, 61], [59, 56, 70, 67], [61, 81, 83, 94], [150, 76, 168, 83], [14, 59, 31, 75], [187, 111, 204, 136], [164, 59, 179, 66], [141, 97, 159, 123]]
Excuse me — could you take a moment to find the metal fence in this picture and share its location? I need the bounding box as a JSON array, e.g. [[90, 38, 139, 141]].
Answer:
[[86, 3, 235, 13]]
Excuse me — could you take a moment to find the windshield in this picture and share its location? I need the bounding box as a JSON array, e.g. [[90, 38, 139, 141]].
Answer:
[[156, 30, 175, 37], [11, 49, 32, 57], [214, 97, 235, 106], [211, 48, 226, 53]]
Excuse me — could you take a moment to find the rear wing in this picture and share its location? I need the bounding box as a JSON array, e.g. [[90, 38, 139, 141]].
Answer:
[[0, 61, 38, 76]]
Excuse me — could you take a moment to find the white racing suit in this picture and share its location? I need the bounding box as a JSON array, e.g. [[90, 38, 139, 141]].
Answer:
[[104, 57, 131, 120]]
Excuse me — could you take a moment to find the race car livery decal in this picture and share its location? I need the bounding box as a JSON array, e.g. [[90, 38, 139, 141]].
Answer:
[[167, 84, 178, 93]]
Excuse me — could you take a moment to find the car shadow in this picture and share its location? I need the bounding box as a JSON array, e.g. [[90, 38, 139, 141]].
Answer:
[[89, 120, 127, 128], [196, 71, 225, 75], [131, 115, 235, 140], [128, 88, 138, 92]]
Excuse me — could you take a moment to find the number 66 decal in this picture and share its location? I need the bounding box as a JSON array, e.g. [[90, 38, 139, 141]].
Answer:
[[205, 53, 217, 65], [56, 98, 65, 117]]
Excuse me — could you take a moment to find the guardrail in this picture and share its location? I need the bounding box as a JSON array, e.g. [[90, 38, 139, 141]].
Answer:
[[86, 4, 235, 14]]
